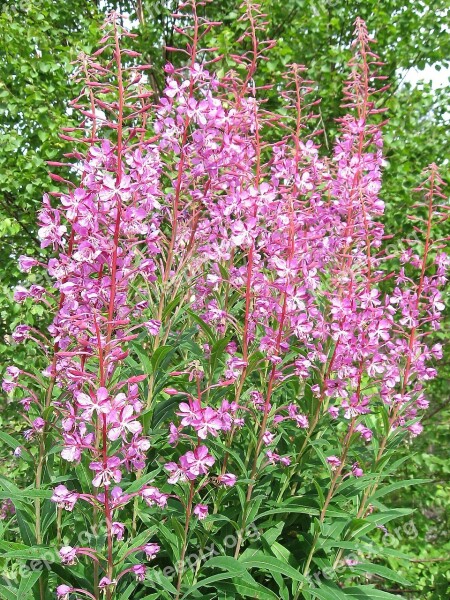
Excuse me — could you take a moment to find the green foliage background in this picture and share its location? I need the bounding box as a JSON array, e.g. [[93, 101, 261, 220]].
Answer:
[[0, 0, 448, 597]]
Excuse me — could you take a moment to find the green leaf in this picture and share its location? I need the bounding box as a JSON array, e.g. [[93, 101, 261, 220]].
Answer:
[[0, 584, 17, 600], [151, 396, 179, 429], [148, 519, 180, 562], [116, 527, 157, 561], [75, 460, 94, 496], [342, 585, 410, 599], [256, 497, 320, 521], [239, 552, 308, 584], [261, 523, 284, 547], [371, 479, 430, 500], [2, 546, 56, 561], [150, 345, 174, 373], [144, 570, 177, 596], [322, 538, 412, 562], [0, 489, 52, 501], [309, 580, 349, 600], [124, 468, 162, 494], [182, 556, 277, 599], [209, 335, 232, 376], [207, 438, 247, 475], [117, 583, 137, 600], [0, 432, 33, 463], [0, 541, 29, 552], [203, 556, 246, 575], [181, 571, 240, 598], [15, 511, 36, 547], [186, 310, 216, 344], [349, 563, 413, 587], [131, 341, 152, 373], [214, 579, 280, 599], [162, 293, 184, 321], [346, 509, 414, 539], [50, 563, 91, 592], [18, 569, 42, 597]]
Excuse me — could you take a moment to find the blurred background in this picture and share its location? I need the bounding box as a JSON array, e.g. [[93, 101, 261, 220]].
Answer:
[[0, 1, 448, 596]]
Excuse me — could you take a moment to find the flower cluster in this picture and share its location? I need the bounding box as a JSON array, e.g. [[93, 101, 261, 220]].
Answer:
[[3, 4, 447, 599]]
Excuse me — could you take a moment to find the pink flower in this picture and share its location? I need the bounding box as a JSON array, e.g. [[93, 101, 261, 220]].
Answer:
[[168, 422, 179, 445], [59, 546, 78, 565], [29, 285, 45, 300], [226, 341, 237, 354], [368, 318, 391, 342], [179, 445, 215, 480], [262, 431, 274, 445], [352, 463, 364, 477], [194, 407, 223, 439], [144, 319, 161, 335], [2, 380, 16, 393], [0, 499, 15, 520], [98, 173, 132, 202], [90, 456, 122, 487], [143, 543, 160, 560], [132, 564, 146, 581], [355, 423, 373, 441], [408, 422, 423, 437], [431, 343, 443, 359], [33, 417, 45, 432], [177, 399, 202, 427], [76, 387, 110, 419], [217, 473, 237, 487], [13, 286, 30, 303], [12, 324, 30, 343], [164, 461, 187, 484], [225, 357, 247, 380], [164, 78, 189, 98], [56, 585, 73, 600], [295, 414, 309, 428], [287, 404, 298, 418], [61, 188, 88, 221], [112, 521, 125, 540], [141, 486, 168, 508], [326, 456, 341, 470], [37, 204, 67, 249], [266, 450, 280, 464], [23, 417, 45, 441], [250, 391, 264, 408], [328, 406, 339, 419], [18, 255, 39, 273], [51, 485, 79, 511], [345, 558, 360, 567], [108, 486, 131, 508], [230, 218, 257, 248], [61, 425, 94, 463], [6, 366, 20, 380], [3, 18, 446, 589], [2, 366, 21, 393], [108, 405, 142, 441], [193, 503, 209, 520], [341, 394, 370, 419]]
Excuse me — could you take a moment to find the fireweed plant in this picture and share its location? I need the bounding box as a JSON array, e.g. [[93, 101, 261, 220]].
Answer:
[[1, 2, 448, 599]]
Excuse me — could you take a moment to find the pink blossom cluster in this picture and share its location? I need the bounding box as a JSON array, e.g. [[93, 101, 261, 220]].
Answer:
[[2, 5, 448, 598]]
